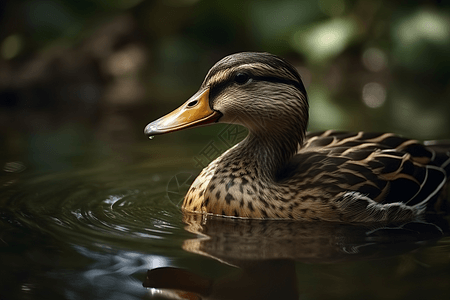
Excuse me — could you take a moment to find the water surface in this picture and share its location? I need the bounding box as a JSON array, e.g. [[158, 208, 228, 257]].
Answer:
[[1, 138, 450, 300]]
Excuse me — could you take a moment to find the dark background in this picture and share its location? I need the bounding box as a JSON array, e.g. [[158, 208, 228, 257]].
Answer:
[[1, 2, 450, 299], [1, 0, 450, 172]]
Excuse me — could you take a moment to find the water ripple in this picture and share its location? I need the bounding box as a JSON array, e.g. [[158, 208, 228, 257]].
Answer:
[[1, 169, 192, 251]]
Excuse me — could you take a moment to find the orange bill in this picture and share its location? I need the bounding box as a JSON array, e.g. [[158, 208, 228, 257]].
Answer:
[[144, 88, 222, 136]]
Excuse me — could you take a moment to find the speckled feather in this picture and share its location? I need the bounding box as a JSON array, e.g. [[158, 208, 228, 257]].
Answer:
[[184, 129, 450, 222], [173, 52, 450, 223]]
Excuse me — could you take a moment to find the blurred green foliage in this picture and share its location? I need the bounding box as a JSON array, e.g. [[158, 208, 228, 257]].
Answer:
[[1, 0, 450, 167]]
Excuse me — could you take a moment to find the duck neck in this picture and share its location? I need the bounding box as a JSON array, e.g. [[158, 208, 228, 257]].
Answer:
[[233, 128, 304, 182]]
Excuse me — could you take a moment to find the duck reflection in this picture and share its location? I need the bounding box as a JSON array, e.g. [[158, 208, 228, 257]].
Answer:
[[143, 213, 447, 300]]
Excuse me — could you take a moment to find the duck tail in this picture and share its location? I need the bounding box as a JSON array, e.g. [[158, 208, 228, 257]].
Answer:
[[424, 140, 450, 213]]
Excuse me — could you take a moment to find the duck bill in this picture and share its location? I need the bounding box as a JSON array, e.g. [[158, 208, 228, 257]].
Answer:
[[144, 88, 221, 136]]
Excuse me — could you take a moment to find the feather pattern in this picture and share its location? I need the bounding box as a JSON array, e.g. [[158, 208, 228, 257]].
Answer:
[[184, 130, 449, 222], [146, 52, 449, 223]]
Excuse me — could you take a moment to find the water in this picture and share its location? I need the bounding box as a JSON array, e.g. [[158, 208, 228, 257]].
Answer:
[[1, 138, 450, 300]]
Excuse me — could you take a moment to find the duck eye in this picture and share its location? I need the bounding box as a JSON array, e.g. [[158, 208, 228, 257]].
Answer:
[[234, 73, 250, 85]]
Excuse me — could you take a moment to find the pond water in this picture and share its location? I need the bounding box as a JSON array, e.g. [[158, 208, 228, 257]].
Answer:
[[1, 134, 450, 300]]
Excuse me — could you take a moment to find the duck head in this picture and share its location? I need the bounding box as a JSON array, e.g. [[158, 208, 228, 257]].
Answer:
[[144, 52, 308, 143]]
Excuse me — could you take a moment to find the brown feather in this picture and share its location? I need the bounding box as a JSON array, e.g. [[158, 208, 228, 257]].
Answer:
[[173, 53, 450, 223]]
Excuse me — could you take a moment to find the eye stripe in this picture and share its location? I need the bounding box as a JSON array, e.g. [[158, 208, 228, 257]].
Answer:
[[209, 78, 232, 101], [209, 75, 306, 101], [252, 76, 306, 95], [204, 53, 308, 104]]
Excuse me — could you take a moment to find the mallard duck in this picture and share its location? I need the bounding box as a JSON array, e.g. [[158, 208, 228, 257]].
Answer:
[[145, 52, 450, 223]]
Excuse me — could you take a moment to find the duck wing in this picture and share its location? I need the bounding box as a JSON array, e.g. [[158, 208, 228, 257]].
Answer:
[[286, 130, 449, 209]]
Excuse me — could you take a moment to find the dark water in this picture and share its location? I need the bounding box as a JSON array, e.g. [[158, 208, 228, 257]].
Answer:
[[1, 138, 450, 300]]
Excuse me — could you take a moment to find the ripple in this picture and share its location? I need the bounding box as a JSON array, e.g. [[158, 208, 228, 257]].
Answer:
[[0, 168, 192, 251]]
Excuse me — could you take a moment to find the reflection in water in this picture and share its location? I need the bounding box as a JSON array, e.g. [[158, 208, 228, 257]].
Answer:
[[144, 213, 447, 300], [145, 260, 297, 300]]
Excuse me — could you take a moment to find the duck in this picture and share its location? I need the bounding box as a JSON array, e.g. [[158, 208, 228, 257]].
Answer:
[[144, 52, 450, 223]]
